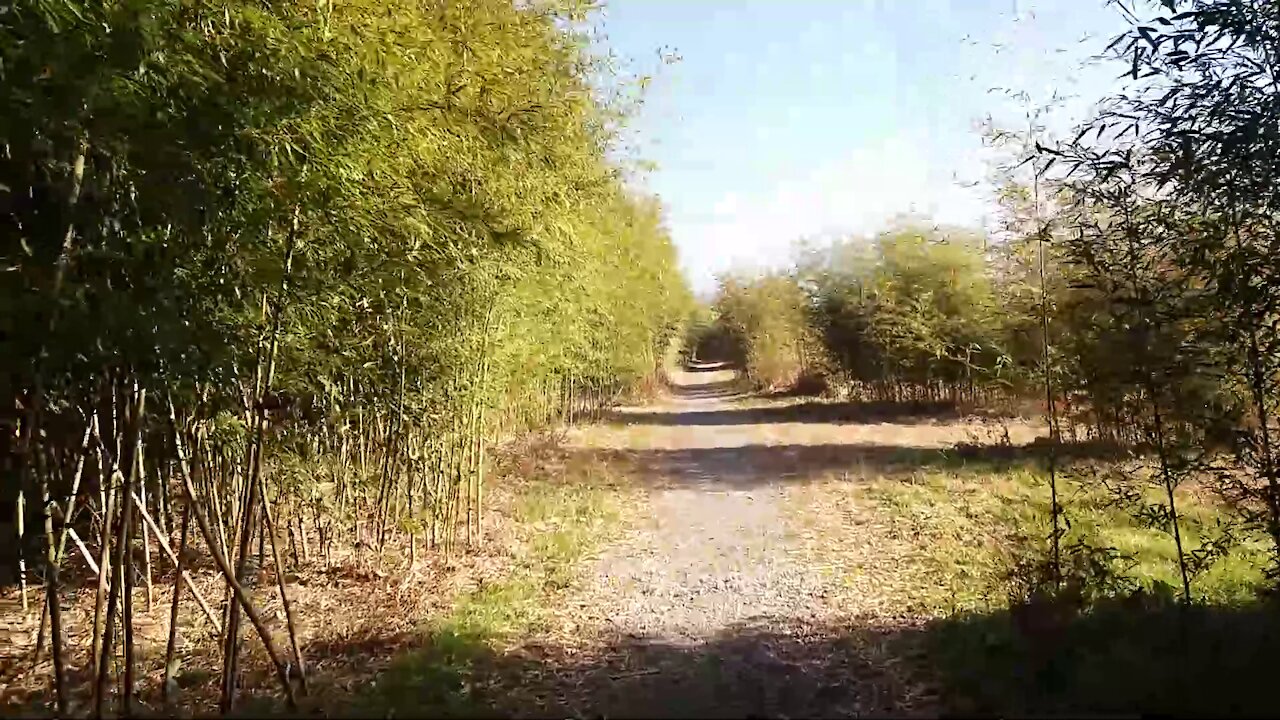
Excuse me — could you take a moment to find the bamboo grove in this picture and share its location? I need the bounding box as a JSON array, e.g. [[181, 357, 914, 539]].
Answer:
[[694, 0, 1280, 600], [2, 0, 690, 713]]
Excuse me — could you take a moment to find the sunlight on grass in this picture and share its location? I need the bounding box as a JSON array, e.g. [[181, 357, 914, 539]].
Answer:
[[860, 465, 1269, 614], [837, 462, 1279, 715], [364, 466, 626, 716], [786, 451, 1280, 716]]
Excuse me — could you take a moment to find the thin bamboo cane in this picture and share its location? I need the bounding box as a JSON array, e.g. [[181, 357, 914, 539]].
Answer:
[[170, 405, 297, 710], [163, 503, 192, 708], [260, 475, 308, 694]]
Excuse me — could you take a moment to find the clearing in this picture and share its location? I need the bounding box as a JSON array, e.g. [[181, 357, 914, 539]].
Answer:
[[367, 366, 1047, 717], [6, 366, 1271, 717], [371, 366, 1271, 718]]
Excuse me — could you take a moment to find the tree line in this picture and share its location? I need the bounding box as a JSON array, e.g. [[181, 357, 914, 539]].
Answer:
[[694, 0, 1280, 602], [2, 0, 690, 714], [700, 224, 1015, 406]]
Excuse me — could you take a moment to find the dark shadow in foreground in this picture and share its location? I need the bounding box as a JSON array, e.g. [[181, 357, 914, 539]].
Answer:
[[326, 599, 1280, 718], [10, 597, 1280, 718]]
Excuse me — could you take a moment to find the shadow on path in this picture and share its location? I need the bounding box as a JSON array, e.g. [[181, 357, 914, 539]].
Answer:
[[362, 618, 921, 719], [576, 440, 1125, 490], [609, 399, 971, 427], [685, 361, 733, 373], [312, 600, 1280, 718], [666, 379, 746, 402]]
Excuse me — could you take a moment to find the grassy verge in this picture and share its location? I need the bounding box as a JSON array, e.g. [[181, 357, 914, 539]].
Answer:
[[833, 462, 1279, 715], [859, 465, 1267, 613], [361, 459, 628, 717]]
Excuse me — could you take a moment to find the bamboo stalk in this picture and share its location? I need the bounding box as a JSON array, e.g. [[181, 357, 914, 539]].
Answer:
[[131, 490, 221, 629], [474, 304, 494, 544], [139, 446, 155, 612], [53, 415, 96, 564], [1031, 131, 1062, 586], [65, 526, 100, 575], [163, 503, 192, 708], [170, 404, 297, 710], [17, 489, 28, 616], [39, 453, 68, 715], [298, 511, 310, 563], [154, 456, 171, 538], [121, 383, 144, 716], [95, 395, 130, 717], [91, 410, 118, 688], [229, 204, 303, 710], [203, 442, 232, 565], [260, 478, 308, 695]]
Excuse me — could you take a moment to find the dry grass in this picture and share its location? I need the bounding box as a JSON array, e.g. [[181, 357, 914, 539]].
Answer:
[[1, 528, 522, 715], [0, 434, 636, 717], [9, 372, 1273, 718]]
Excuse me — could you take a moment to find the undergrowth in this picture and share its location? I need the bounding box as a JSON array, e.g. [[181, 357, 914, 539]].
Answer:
[[854, 462, 1279, 715], [862, 465, 1268, 615], [361, 461, 626, 717]]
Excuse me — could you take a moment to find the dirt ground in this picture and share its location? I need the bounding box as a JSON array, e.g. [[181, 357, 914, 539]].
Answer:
[[1, 368, 1047, 717], [468, 368, 1046, 718]]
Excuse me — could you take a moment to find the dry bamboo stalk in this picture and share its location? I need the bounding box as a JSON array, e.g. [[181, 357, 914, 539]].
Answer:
[[163, 503, 192, 708], [130, 491, 221, 630], [53, 415, 95, 562], [17, 489, 28, 615], [170, 406, 297, 710], [65, 526, 100, 575], [139, 449, 155, 612]]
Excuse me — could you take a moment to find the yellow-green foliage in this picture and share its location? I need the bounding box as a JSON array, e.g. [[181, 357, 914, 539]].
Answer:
[[795, 225, 1006, 392], [1, 0, 692, 575], [712, 272, 823, 390]]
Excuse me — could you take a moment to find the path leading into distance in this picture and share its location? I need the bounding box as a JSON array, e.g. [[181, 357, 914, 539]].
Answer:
[[501, 366, 939, 717]]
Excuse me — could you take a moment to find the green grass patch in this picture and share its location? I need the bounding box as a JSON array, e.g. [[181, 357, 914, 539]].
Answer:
[[361, 468, 625, 717], [860, 464, 1268, 614], [854, 461, 1280, 715]]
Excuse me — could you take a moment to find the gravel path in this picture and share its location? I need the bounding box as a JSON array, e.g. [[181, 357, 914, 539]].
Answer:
[[487, 367, 1003, 717], [578, 369, 834, 644], [509, 368, 913, 718]]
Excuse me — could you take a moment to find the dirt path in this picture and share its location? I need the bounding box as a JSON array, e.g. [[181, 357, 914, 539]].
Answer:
[[575, 368, 833, 642], [490, 368, 986, 718], [457, 367, 1048, 717]]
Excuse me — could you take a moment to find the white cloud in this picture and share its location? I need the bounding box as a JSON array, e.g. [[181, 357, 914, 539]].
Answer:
[[670, 129, 990, 293], [710, 192, 741, 218]]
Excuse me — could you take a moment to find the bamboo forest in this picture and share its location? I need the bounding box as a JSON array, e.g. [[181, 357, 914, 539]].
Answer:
[[6, 0, 1280, 717]]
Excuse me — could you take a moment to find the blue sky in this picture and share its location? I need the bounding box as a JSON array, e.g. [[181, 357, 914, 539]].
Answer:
[[596, 0, 1130, 295]]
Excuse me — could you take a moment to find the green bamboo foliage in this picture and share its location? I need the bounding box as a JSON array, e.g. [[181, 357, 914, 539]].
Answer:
[[707, 225, 1012, 404], [3, 0, 690, 711], [701, 0, 1280, 602], [711, 271, 822, 391]]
